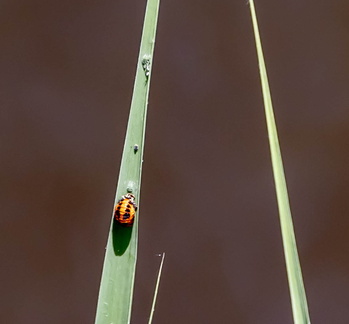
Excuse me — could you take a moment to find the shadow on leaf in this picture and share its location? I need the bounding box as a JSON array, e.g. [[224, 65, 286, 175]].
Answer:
[[112, 220, 133, 256]]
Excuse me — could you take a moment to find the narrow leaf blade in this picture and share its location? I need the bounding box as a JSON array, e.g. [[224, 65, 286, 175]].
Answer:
[[95, 0, 160, 323], [148, 253, 166, 324], [249, 1, 311, 323]]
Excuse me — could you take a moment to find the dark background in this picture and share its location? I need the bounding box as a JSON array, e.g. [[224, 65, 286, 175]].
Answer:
[[1, 0, 349, 323]]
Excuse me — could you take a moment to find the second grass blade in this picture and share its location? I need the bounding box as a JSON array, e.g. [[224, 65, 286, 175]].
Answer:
[[95, 0, 160, 323], [248, 1, 311, 323], [148, 253, 166, 324]]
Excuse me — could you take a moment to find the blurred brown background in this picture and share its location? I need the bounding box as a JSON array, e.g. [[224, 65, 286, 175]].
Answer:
[[1, 0, 349, 323]]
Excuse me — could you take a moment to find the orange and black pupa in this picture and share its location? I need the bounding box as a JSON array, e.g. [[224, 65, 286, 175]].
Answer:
[[114, 193, 137, 226]]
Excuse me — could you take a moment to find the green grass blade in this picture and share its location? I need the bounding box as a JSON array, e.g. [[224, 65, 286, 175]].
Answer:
[[148, 253, 166, 324], [95, 0, 160, 323], [248, 1, 311, 323]]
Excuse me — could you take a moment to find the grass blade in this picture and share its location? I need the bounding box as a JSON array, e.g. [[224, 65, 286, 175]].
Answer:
[[95, 0, 160, 323], [248, 1, 311, 323], [148, 253, 166, 324]]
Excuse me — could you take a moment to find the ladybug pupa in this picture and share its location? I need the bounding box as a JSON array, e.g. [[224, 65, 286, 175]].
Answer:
[[114, 194, 137, 226]]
